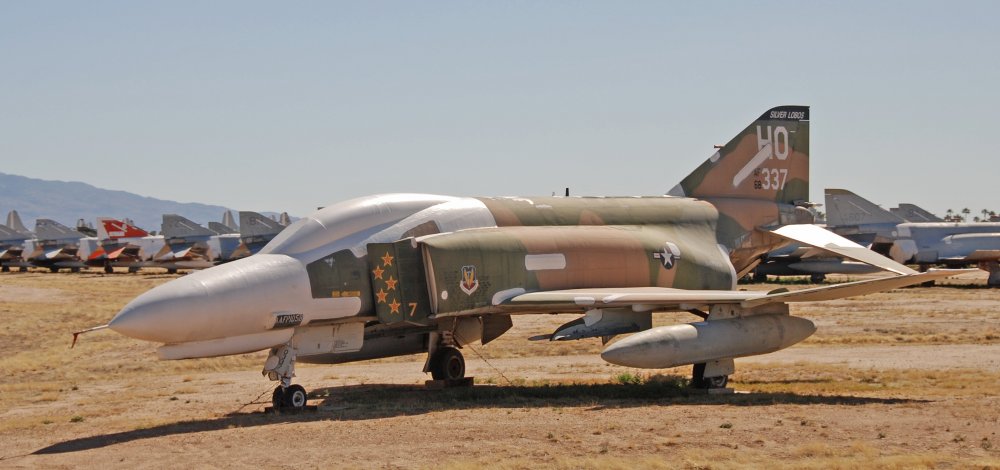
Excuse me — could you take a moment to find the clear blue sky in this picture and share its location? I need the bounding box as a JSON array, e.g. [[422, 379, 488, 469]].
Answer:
[[2, 1, 998, 217]]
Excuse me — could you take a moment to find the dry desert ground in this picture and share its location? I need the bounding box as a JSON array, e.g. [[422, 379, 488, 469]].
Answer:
[[0, 269, 998, 469]]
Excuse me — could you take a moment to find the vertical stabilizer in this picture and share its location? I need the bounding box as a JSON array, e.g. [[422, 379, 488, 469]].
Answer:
[[222, 210, 239, 231], [6, 210, 30, 234], [35, 219, 85, 242], [239, 211, 286, 239], [161, 215, 216, 239], [668, 106, 809, 205], [825, 189, 904, 226], [891, 204, 943, 223], [97, 218, 150, 240]]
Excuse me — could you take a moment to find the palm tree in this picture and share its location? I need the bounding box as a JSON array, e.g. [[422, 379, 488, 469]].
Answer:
[[946, 208, 954, 219], [983, 209, 990, 220], [962, 208, 971, 222]]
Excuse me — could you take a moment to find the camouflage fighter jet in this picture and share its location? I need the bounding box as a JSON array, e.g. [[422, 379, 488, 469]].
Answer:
[[87, 106, 969, 410], [826, 189, 1000, 286]]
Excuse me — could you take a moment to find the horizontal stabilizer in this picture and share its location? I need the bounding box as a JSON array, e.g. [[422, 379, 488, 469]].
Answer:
[[771, 224, 916, 275]]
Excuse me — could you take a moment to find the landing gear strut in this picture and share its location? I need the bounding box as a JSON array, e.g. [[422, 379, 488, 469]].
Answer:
[[691, 362, 729, 389]]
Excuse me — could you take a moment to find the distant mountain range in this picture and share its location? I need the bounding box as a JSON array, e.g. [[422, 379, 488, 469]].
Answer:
[[0, 172, 245, 232]]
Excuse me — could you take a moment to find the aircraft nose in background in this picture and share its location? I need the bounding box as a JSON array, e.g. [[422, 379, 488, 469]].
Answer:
[[108, 254, 308, 344]]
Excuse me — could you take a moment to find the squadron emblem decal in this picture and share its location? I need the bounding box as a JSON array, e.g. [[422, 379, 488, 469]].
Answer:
[[460, 265, 480, 295], [653, 242, 682, 270]]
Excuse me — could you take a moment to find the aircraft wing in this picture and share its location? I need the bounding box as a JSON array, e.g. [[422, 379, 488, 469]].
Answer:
[[433, 269, 974, 317], [771, 224, 916, 275]]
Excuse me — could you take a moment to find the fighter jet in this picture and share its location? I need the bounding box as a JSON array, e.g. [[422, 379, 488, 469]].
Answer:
[[0, 223, 30, 272], [25, 219, 93, 272], [94, 106, 968, 410], [228, 211, 289, 259], [87, 218, 167, 273], [826, 189, 1000, 286]]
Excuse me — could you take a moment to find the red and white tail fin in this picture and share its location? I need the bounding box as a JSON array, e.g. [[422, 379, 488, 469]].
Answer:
[[97, 218, 149, 240]]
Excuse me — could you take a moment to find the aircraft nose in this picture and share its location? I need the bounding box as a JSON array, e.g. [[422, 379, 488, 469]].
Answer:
[[109, 254, 307, 344]]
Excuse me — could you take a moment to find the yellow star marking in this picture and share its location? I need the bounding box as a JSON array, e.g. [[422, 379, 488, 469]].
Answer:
[[385, 275, 398, 291], [381, 252, 394, 267], [372, 265, 385, 280], [376, 289, 388, 304], [389, 299, 401, 314]]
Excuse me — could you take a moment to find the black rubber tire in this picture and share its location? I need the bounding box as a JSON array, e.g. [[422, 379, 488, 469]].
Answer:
[[271, 387, 285, 409], [431, 347, 465, 381], [104, 265, 113, 274], [705, 375, 729, 389], [284, 384, 308, 408], [1, 266, 8, 273], [752, 271, 767, 283], [70, 267, 81, 273], [128, 267, 140, 273], [810, 273, 826, 284], [167, 268, 177, 274], [49, 267, 59, 273]]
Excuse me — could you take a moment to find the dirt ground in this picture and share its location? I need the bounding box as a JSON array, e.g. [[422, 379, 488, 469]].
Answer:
[[0, 269, 998, 469]]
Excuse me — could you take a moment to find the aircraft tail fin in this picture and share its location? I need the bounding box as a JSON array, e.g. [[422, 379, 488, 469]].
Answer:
[[6, 210, 30, 234], [97, 218, 149, 240], [825, 189, 904, 226], [891, 203, 943, 223], [239, 211, 286, 239], [35, 219, 85, 242], [208, 222, 237, 235], [668, 105, 809, 205], [0, 224, 27, 242], [221, 210, 239, 232], [161, 215, 215, 239]]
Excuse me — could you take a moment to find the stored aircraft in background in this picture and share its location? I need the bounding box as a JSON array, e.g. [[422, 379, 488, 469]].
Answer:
[[88, 106, 974, 410], [229, 211, 290, 259], [825, 189, 1000, 286], [24, 219, 93, 272]]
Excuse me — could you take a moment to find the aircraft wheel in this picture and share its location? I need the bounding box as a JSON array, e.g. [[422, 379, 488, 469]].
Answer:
[[167, 268, 177, 274], [128, 267, 140, 273], [284, 384, 308, 408], [705, 375, 729, 389], [810, 273, 825, 283], [752, 271, 767, 283], [1, 266, 8, 273], [18, 267, 27, 272], [431, 347, 465, 381], [70, 267, 81, 273], [49, 267, 59, 273], [104, 265, 113, 274], [271, 387, 285, 409]]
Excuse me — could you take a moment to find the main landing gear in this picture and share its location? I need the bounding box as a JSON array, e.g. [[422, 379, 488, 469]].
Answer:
[[690, 362, 729, 389], [429, 346, 466, 381]]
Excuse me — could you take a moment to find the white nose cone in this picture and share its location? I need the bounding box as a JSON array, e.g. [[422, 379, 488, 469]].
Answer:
[[109, 254, 306, 344]]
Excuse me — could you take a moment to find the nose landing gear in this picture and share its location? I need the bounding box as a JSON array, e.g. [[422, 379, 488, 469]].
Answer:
[[263, 343, 310, 411]]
